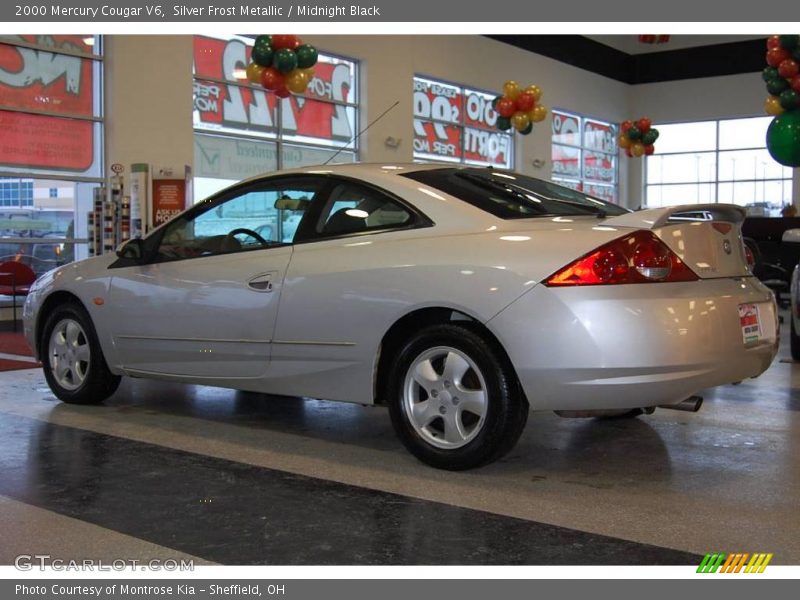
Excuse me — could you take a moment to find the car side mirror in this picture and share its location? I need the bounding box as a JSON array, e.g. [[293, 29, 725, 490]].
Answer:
[[116, 238, 145, 261]]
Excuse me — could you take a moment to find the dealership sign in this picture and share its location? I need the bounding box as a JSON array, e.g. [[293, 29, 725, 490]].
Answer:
[[0, 35, 95, 171], [412, 77, 511, 168], [193, 36, 355, 146]]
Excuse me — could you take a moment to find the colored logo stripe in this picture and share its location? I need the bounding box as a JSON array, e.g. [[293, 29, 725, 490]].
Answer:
[[697, 552, 772, 573]]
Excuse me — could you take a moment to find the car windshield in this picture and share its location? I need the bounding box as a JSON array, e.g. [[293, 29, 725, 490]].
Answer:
[[402, 168, 629, 219]]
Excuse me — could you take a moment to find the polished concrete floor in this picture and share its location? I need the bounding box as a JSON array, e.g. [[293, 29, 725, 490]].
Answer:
[[0, 323, 798, 565]]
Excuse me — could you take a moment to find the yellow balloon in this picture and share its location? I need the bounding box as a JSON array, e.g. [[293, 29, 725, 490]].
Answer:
[[525, 84, 542, 101], [301, 67, 315, 80], [286, 69, 309, 94], [618, 134, 631, 149], [503, 80, 521, 101], [246, 62, 265, 84], [765, 95, 784, 116], [531, 104, 547, 122], [631, 142, 645, 157], [512, 112, 531, 131]]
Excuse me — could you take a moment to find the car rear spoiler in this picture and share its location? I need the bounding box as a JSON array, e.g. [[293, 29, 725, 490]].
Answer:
[[604, 204, 746, 230]]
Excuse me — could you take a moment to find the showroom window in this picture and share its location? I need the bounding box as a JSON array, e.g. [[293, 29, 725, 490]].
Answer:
[[412, 76, 513, 169], [192, 35, 359, 200], [0, 35, 104, 270], [644, 116, 793, 213], [551, 109, 618, 203]]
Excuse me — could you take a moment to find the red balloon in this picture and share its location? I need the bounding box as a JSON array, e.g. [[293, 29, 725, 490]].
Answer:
[[260, 67, 286, 91], [516, 91, 536, 112], [496, 97, 517, 118], [275, 86, 291, 99], [636, 117, 652, 133], [767, 35, 781, 50], [621, 120, 634, 132], [644, 144, 655, 156], [292, 37, 303, 49], [272, 35, 298, 50], [767, 47, 791, 67], [625, 148, 634, 158], [792, 74, 800, 93], [778, 59, 800, 79]]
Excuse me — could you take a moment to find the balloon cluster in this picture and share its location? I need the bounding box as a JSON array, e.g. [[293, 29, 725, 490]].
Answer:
[[638, 35, 670, 44], [763, 35, 800, 167], [491, 80, 548, 135], [618, 118, 659, 157], [245, 35, 318, 98]]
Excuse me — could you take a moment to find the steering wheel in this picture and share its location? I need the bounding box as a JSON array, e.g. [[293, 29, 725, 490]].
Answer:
[[224, 227, 270, 247]]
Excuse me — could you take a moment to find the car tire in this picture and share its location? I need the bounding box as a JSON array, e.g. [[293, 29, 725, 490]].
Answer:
[[791, 315, 800, 361], [387, 323, 528, 470], [40, 302, 121, 404]]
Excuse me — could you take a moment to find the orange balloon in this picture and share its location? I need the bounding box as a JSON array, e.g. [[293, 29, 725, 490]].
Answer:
[[503, 80, 521, 101], [285, 69, 309, 94], [525, 84, 542, 101], [246, 63, 265, 84], [618, 134, 631, 149], [765, 95, 785, 116], [530, 104, 547, 122], [512, 112, 531, 131], [631, 142, 645, 157]]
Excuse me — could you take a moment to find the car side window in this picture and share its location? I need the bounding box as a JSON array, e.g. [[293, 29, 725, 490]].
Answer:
[[155, 180, 322, 262], [316, 182, 413, 237]]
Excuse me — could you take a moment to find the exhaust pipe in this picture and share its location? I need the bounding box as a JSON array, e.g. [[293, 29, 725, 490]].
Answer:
[[660, 395, 703, 412]]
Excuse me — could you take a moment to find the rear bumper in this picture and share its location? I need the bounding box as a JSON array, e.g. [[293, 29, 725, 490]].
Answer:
[[488, 277, 778, 411]]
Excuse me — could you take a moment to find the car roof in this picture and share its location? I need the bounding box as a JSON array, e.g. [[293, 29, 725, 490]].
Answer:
[[237, 162, 480, 186]]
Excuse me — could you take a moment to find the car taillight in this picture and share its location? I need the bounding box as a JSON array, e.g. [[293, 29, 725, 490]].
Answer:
[[544, 230, 699, 286], [744, 244, 755, 268]]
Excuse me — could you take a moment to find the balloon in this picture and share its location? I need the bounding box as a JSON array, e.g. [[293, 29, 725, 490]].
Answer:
[[631, 142, 645, 157], [531, 105, 547, 122], [792, 75, 800, 93], [644, 144, 656, 156], [765, 95, 785, 116], [778, 59, 800, 79], [512, 112, 531, 131], [766, 110, 800, 166], [650, 128, 660, 141], [762, 66, 780, 82], [779, 35, 799, 50], [636, 117, 652, 133], [518, 122, 533, 135], [627, 126, 642, 140], [779, 89, 800, 110], [491, 96, 502, 110], [794, 47, 800, 63], [496, 97, 516, 118], [618, 134, 631, 149], [251, 41, 274, 68], [273, 48, 298, 74], [625, 147, 633, 158], [260, 67, 286, 91], [285, 69, 309, 94], [767, 47, 791, 67], [246, 62, 265, 84], [621, 120, 634, 132], [275, 86, 291, 99], [767, 77, 789, 95], [496, 116, 512, 131], [516, 91, 536, 112], [767, 35, 781, 50], [641, 129, 658, 145], [271, 35, 298, 50], [503, 81, 521, 101], [295, 44, 318, 69], [525, 84, 542, 101], [299, 67, 315, 81], [254, 35, 272, 48]]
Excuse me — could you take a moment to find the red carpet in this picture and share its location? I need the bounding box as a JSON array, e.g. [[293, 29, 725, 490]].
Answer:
[[0, 332, 34, 357], [0, 358, 39, 372]]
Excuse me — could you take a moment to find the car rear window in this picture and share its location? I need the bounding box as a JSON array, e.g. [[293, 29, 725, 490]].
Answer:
[[402, 168, 629, 219]]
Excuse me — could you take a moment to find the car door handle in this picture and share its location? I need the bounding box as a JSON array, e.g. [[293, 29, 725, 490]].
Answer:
[[247, 274, 274, 292]]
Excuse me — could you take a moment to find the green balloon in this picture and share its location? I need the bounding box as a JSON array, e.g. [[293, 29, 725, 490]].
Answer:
[[779, 90, 800, 111], [496, 116, 511, 131], [295, 44, 318, 69], [768, 77, 790, 95], [491, 96, 502, 110], [273, 48, 298, 74], [254, 35, 272, 47], [650, 128, 660, 141], [641, 129, 658, 145], [779, 35, 799, 50], [762, 66, 780, 82], [627, 126, 642, 141], [767, 110, 800, 167], [251, 42, 274, 68], [518, 122, 533, 135]]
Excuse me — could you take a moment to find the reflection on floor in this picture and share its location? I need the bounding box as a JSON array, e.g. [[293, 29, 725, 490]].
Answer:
[[0, 325, 798, 565]]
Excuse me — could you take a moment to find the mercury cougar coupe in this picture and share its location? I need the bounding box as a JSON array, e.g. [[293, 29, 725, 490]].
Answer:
[[23, 164, 779, 469]]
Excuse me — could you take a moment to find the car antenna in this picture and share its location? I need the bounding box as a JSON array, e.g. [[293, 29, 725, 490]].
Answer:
[[323, 100, 400, 165]]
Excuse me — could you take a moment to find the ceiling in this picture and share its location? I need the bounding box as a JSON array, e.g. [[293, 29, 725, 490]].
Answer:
[[585, 35, 765, 55]]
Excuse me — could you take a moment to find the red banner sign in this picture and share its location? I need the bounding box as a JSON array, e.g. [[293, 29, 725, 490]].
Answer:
[[152, 179, 187, 227], [0, 35, 95, 171], [193, 36, 355, 145]]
